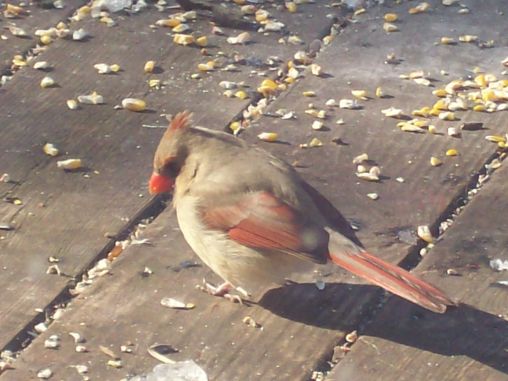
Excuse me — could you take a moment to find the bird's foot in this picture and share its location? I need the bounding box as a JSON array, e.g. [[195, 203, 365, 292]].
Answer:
[[198, 279, 249, 304]]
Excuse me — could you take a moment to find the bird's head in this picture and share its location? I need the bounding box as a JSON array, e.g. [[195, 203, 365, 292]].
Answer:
[[149, 111, 192, 195]]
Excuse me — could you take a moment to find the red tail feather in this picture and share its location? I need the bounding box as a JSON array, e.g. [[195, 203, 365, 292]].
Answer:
[[329, 250, 455, 313]]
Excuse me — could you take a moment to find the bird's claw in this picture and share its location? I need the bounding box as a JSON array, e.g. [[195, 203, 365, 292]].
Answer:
[[198, 279, 247, 304]]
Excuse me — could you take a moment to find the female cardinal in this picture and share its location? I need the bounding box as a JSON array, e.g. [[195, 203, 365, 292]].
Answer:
[[149, 111, 455, 313]]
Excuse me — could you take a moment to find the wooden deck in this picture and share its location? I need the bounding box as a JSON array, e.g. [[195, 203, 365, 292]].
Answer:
[[0, 0, 507, 379]]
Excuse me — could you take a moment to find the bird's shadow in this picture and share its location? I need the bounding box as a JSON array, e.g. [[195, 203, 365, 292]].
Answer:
[[258, 283, 508, 374]]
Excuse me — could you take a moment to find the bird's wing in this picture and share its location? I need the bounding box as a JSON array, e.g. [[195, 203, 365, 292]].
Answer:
[[200, 191, 329, 264]]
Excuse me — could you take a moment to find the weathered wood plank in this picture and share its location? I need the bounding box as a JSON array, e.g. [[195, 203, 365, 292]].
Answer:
[[0, 0, 86, 75], [0, 0, 335, 355], [327, 160, 508, 381]]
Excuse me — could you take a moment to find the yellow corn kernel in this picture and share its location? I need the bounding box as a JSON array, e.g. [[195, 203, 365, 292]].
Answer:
[[429, 108, 441, 116], [473, 104, 486, 112], [235, 90, 248, 99], [173, 34, 194, 46], [440, 37, 455, 45], [485, 135, 506, 143], [156, 18, 181, 27], [196, 36, 208, 47], [446, 149, 458, 156], [459, 34, 478, 43], [438, 111, 456, 120], [352, 90, 368, 100], [384, 13, 398, 22], [229, 121, 241, 133], [433, 99, 449, 110], [121, 98, 146, 112], [144, 60, 155, 73], [40, 35, 52, 45], [257, 132, 278, 142], [432, 89, 448, 97], [285, 2, 297, 13], [412, 107, 431, 117]]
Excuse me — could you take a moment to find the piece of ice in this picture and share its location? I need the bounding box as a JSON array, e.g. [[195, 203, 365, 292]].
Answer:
[[129, 361, 208, 381], [489, 259, 508, 272]]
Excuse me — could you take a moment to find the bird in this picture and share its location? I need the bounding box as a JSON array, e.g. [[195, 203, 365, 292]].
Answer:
[[148, 111, 455, 313]]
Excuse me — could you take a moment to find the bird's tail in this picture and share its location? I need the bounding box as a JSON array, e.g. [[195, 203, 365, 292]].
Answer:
[[328, 239, 455, 313]]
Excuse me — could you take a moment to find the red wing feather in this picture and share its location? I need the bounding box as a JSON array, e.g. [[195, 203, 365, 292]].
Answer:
[[201, 191, 328, 263]]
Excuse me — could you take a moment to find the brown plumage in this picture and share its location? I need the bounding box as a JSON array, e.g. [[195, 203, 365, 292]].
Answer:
[[149, 111, 456, 313]]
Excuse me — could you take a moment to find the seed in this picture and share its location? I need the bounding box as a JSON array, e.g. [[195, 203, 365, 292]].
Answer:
[[381, 107, 403, 118], [351, 90, 368, 100], [121, 98, 146, 112], [438, 111, 456, 120], [40, 35, 52, 45], [94, 63, 111, 74], [447, 127, 460, 137], [172, 23, 190, 33], [439, 37, 455, 45], [227, 32, 251, 45], [257, 132, 278, 142], [417, 225, 433, 243], [40, 76, 56, 88], [57, 159, 82, 170], [310, 64, 322, 76], [196, 36, 208, 47], [8, 26, 28, 37], [107, 360, 122, 368], [430, 157, 442, 166], [77, 91, 104, 105], [375, 87, 384, 98], [242, 316, 261, 328], [432, 89, 447, 97], [339, 99, 360, 109], [308, 137, 323, 147], [352, 153, 369, 164], [286, 2, 297, 13], [409, 2, 430, 14], [302, 91, 316, 97], [66, 99, 78, 110], [383, 23, 399, 32], [173, 33, 194, 46], [197, 61, 214, 71], [144, 60, 155, 73], [412, 107, 431, 117], [459, 34, 478, 43], [37, 368, 53, 379], [72, 28, 88, 41], [384, 13, 398, 22], [312, 121, 324, 130], [345, 330, 358, 343], [446, 149, 458, 156], [34, 61, 50, 70], [43, 143, 59, 157], [156, 18, 181, 27], [485, 135, 506, 143], [367, 193, 379, 200], [414, 78, 431, 86], [160, 297, 195, 310]]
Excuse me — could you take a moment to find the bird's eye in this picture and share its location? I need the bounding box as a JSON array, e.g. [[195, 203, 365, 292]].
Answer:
[[161, 160, 179, 178]]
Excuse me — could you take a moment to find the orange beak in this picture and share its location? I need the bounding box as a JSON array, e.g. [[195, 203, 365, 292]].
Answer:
[[149, 172, 174, 194]]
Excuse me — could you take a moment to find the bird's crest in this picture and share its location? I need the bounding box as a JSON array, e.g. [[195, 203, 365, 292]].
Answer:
[[168, 111, 192, 132]]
